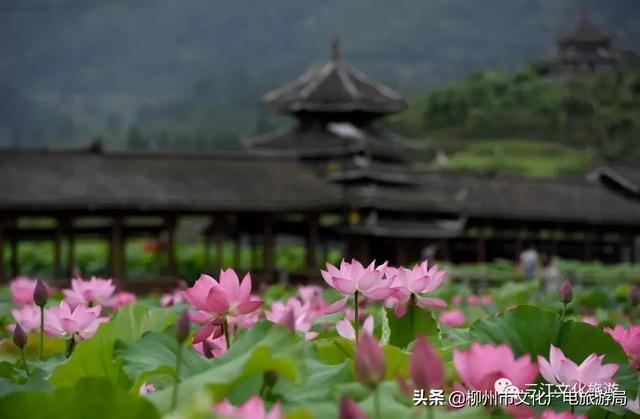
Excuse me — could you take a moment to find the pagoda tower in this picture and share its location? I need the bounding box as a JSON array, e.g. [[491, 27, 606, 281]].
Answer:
[[244, 38, 414, 175], [554, 12, 616, 71]]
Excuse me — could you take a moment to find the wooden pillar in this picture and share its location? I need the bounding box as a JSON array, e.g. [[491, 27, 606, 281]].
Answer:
[[10, 236, 18, 278], [263, 214, 274, 273], [214, 219, 224, 270], [165, 216, 178, 276], [110, 217, 125, 281], [347, 236, 369, 262], [322, 240, 329, 265], [67, 221, 75, 278], [0, 221, 5, 282], [584, 232, 593, 261], [305, 213, 318, 271], [476, 237, 487, 263], [440, 239, 450, 262], [549, 237, 558, 257], [250, 234, 258, 269], [233, 234, 241, 269], [514, 223, 528, 261], [513, 238, 523, 260], [203, 234, 211, 271], [53, 219, 63, 279], [396, 239, 409, 266]]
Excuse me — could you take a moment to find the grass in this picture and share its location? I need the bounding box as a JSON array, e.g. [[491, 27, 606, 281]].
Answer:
[[438, 138, 597, 177]]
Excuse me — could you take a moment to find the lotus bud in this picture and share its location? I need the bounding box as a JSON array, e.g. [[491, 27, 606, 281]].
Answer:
[[201, 339, 215, 359], [354, 332, 385, 388], [339, 397, 368, 419], [630, 285, 640, 307], [410, 336, 444, 390], [33, 280, 48, 307], [559, 279, 573, 304], [175, 310, 190, 343], [13, 323, 27, 349]]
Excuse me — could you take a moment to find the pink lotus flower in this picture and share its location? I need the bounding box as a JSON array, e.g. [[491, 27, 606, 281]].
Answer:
[[604, 324, 640, 370], [193, 334, 227, 358], [10, 305, 42, 333], [627, 397, 640, 414], [467, 294, 492, 306], [266, 298, 317, 340], [139, 383, 156, 395], [107, 292, 137, 309], [541, 410, 586, 419], [537, 345, 619, 389], [321, 259, 394, 314], [228, 311, 260, 330], [339, 397, 368, 419], [453, 342, 538, 391], [214, 395, 282, 419], [297, 285, 323, 303], [44, 301, 108, 340], [297, 285, 327, 315], [160, 289, 184, 307], [336, 316, 373, 341], [581, 315, 598, 326], [452, 294, 464, 305], [410, 336, 444, 391], [386, 261, 448, 316], [187, 310, 223, 343], [438, 310, 466, 327], [184, 270, 263, 343], [63, 277, 115, 307], [482, 295, 492, 305], [354, 332, 386, 388], [10, 276, 49, 305]]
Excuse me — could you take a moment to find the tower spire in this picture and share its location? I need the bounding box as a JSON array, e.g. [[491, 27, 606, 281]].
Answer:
[[331, 36, 340, 62]]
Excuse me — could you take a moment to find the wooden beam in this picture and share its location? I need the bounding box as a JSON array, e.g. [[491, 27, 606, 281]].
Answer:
[[110, 217, 126, 281], [305, 213, 318, 271]]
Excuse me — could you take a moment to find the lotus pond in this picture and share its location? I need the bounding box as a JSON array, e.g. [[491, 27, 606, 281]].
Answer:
[[0, 260, 638, 419]]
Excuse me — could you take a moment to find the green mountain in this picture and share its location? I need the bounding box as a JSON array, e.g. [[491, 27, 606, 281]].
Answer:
[[0, 0, 638, 150]]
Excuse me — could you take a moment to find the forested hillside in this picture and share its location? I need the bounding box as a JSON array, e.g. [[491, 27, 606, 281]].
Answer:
[[386, 64, 640, 166], [0, 0, 639, 150]]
